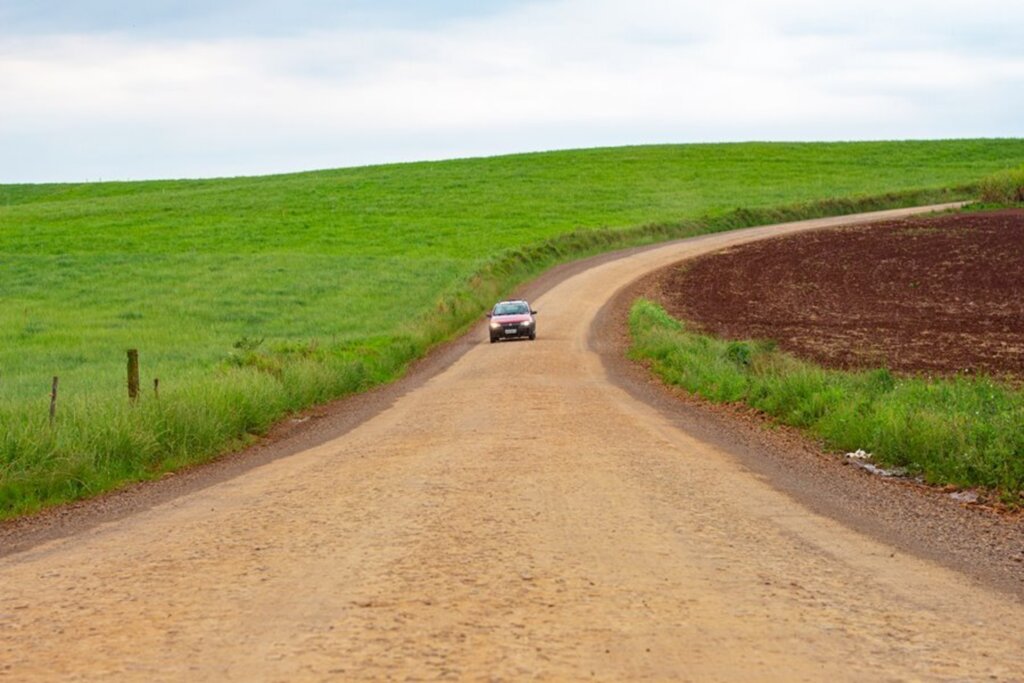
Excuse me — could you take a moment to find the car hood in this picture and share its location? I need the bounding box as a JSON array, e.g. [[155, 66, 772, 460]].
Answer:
[[492, 314, 532, 324]]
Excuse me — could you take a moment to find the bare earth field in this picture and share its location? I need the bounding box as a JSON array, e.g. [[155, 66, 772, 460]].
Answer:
[[3, 205, 1024, 681], [655, 209, 1024, 379]]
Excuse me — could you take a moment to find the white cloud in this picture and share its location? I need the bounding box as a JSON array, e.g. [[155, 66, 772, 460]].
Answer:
[[1, 0, 1023, 181]]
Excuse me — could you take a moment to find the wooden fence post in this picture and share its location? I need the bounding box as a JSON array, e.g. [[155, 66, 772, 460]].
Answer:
[[127, 349, 140, 402], [49, 376, 59, 424]]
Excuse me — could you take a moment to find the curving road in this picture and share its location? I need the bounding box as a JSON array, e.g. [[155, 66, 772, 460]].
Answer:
[[3, 204, 1023, 681]]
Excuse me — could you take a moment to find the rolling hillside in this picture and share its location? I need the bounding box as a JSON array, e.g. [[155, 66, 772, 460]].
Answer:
[[2, 140, 1023, 514]]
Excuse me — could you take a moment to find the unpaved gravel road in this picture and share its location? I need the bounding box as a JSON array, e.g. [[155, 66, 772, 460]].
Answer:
[[3, 204, 1024, 682]]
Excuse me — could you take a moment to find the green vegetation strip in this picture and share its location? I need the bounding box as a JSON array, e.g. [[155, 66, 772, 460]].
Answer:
[[628, 300, 1024, 503], [2, 140, 1024, 517]]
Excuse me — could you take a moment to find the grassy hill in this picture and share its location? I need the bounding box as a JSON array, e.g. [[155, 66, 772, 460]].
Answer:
[[2, 140, 1023, 515]]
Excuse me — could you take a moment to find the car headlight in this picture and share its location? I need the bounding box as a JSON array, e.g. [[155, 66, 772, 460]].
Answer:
[[490, 321, 501, 329], [520, 320, 534, 327]]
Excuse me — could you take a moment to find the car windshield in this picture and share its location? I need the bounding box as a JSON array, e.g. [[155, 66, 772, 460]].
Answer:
[[494, 302, 529, 315]]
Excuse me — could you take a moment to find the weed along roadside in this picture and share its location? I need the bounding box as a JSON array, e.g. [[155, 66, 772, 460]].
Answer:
[[1, 140, 1022, 518], [628, 295, 1024, 505]]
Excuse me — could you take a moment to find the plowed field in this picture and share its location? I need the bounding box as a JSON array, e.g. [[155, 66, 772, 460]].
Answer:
[[656, 209, 1024, 379]]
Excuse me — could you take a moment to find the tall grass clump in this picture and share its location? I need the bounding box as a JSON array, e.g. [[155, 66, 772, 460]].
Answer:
[[979, 166, 1024, 204], [0, 352, 377, 514], [629, 299, 1024, 502]]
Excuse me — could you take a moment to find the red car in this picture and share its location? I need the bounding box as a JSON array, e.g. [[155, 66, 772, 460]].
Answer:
[[487, 299, 537, 343]]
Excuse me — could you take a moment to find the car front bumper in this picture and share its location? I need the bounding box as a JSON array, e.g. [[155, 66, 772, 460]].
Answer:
[[490, 323, 534, 340]]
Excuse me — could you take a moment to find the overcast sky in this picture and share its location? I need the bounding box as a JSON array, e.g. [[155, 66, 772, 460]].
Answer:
[[2, 0, 1022, 183]]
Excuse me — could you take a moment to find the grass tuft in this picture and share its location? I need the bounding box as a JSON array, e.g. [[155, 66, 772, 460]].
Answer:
[[979, 166, 1024, 204]]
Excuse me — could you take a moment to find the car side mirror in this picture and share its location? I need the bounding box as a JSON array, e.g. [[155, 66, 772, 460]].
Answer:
[[531, 310, 538, 315], [485, 312, 492, 318]]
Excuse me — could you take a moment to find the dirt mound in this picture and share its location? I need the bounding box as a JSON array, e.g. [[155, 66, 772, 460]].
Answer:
[[656, 209, 1024, 379]]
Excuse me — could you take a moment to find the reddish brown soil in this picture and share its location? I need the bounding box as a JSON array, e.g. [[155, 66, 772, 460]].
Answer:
[[655, 209, 1024, 379]]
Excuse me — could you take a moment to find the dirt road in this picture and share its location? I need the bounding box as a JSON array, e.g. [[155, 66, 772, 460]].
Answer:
[[3, 204, 1023, 681]]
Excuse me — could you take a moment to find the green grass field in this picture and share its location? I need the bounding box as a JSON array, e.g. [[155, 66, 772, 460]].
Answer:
[[3, 140, 1024, 516], [628, 299, 1024, 502]]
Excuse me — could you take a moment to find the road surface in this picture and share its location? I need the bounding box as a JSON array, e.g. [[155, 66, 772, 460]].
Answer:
[[3, 204, 1023, 681]]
